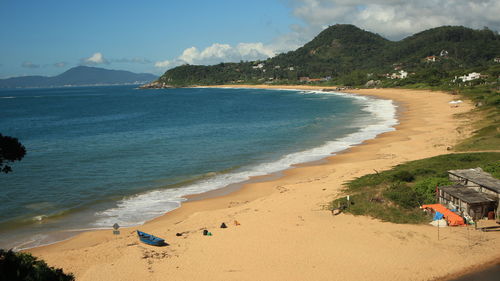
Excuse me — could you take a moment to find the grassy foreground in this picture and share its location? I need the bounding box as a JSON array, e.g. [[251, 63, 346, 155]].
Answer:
[[0, 249, 74, 281], [331, 153, 500, 224]]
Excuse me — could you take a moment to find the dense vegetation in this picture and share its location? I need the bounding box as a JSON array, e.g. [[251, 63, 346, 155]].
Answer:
[[0, 133, 26, 173], [331, 153, 500, 224], [0, 249, 74, 281], [157, 25, 500, 87]]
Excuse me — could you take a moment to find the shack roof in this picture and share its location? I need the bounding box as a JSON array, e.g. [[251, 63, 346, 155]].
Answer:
[[439, 185, 497, 204], [448, 168, 500, 193]]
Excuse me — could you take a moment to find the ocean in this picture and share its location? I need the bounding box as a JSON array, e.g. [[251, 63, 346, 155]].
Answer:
[[0, 85, 397, 249]]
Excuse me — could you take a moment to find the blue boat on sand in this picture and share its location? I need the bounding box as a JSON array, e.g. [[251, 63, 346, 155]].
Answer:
[[137, 230, 167, 246]]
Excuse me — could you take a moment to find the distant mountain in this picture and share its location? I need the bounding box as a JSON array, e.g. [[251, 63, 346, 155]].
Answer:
[[0, 66, 158, 88], [155, 24, 500, 86]]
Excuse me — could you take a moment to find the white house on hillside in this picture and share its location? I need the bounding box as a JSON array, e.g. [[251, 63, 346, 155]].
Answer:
[[454, 72, 481, 82], [390, 70, 408, 79], [425, 56, 438, 62]]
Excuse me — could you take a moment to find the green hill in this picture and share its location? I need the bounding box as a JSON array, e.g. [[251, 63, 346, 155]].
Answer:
[[156, 24, 500, 86], [270, 24, 391, 77], [393, 26, 499, 65]]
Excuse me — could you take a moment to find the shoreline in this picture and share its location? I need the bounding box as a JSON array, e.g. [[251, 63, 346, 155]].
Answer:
[[28, 86, 500, 281], [8, 85, 395, 251]]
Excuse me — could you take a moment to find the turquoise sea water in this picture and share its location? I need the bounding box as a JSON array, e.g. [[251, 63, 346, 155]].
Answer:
[[0, 86, 397, 249]]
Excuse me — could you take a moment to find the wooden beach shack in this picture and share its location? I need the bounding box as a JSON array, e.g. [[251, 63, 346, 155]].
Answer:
[[437, 168, 500, 222]]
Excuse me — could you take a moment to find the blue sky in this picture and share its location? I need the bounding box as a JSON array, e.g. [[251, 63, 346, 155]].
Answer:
[[1, 0, 298, 77], [1, 0, 499, 78]]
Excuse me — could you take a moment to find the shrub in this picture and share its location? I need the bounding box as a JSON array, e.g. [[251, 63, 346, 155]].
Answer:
[[346, 173, 385, 190], [457, 154, 479, 162], [391, 170, 415, 182], [413, 168, 437, 177], [412, 177, 452, 204], [482, 161, 500, 179], [0, 249, 74, 281], [384, 182, 423, 209]]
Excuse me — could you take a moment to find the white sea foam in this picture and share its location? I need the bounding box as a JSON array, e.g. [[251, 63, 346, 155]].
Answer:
[[92, 90, 398, 228], [32, 215, 48, 222]]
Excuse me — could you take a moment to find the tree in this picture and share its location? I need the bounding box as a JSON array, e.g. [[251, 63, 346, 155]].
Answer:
[[0, 133, 26, 173]]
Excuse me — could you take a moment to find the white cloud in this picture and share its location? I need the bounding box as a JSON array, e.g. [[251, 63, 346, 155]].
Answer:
[[155, 42, 276, 70], [53, 62, 67, 68], [289, 0, 500, 40], [87, 52, 104, 63], [178, 46, 203, 65], [82, 52, 109, 65], [154, 60, 172, 68], [237, 43, 275, 58], [21, 62, 40, 68]]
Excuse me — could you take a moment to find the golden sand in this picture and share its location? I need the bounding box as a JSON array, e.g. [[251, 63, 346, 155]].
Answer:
[[28, 87, 500, 281]]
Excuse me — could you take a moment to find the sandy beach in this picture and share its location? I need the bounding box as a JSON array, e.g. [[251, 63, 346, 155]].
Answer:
[[27, 86, 500, 281]]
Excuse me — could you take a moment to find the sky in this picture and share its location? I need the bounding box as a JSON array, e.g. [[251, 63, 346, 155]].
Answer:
[[1, 0, 499, 78]]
